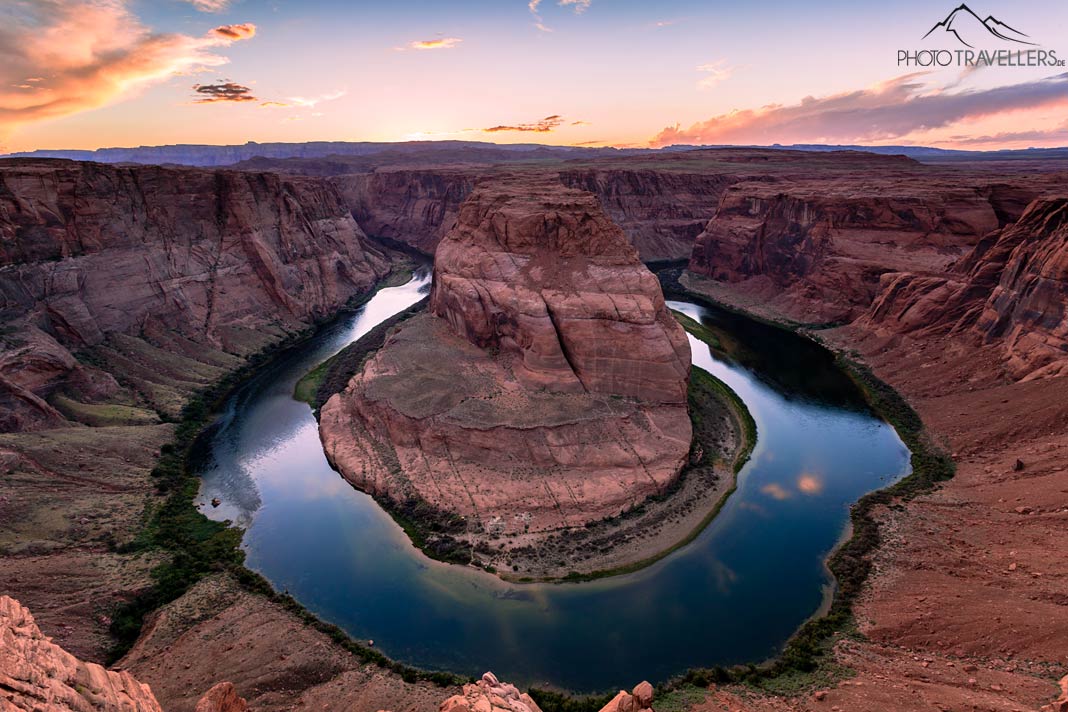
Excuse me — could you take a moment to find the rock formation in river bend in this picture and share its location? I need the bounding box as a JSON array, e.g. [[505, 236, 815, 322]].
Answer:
[[0, 158, 390, 430], [430, 178, 691, 402], [320, 176, 691, 541]]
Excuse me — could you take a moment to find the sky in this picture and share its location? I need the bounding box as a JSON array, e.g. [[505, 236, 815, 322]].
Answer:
[[1, 0, 1067, 153]]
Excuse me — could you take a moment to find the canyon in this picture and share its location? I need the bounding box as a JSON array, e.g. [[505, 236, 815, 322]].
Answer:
[[1, 146, 1067, 711]]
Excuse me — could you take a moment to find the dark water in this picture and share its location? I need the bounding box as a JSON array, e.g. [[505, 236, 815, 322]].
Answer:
[[197, 272, 910, 692]]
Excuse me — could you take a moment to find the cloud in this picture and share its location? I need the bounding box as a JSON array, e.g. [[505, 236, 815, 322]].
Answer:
[[943, 120, 1068, 147], [760, 483, 791, 501], [697, 60, 733, 90], [192, 81, 256, 103], [209, 23, 256, 40], [483, 114, 565, 133], [559, 0, 591, 12], [183, 0, 230, 11], [0, 0, 256, 137], [529, 0, 590, 32], [797, 474, 823, 495], [404, 37, 463, 50], [651, 72, 1068, 147], [570, 119, 590, 126], [286, 90, 346, 107]]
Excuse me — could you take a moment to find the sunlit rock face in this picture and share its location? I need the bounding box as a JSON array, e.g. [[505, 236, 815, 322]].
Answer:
[[430, 176, 691, 403], [320, 176, 692, 538]]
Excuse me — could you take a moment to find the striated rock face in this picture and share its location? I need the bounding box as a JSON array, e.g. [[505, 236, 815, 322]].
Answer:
[[0, 595, 163, 712], [560, 169, 738, 261], [333, 169, 475, 254], [334, 165, 738, 261], [430, 178, 690, 403], [320, 177, 691, 541], [688, 180, 1009, 322], [0, 158, 390, 430], [865, 198, 1068, 380]]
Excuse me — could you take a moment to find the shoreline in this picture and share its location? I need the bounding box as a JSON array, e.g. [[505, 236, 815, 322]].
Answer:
[[659, 274, 956, 694], [103, 266, 469, 692]]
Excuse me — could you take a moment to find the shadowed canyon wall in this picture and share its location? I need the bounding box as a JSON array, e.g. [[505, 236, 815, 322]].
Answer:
[[0, 159, 390, 430]]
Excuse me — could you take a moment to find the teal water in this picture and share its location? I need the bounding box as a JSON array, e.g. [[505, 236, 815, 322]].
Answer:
[[197, 271, 910, 692]]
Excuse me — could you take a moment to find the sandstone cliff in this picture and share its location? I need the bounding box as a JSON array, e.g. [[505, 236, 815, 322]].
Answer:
[[320, 177, 691, 557], [334, 164, 742, 261], [0, 159, 390, 430], [333, 169, 475, 254], [687, 178, 1016, 323], [430, 178, 691, 402], [864, 197, 1068, 380], [559, 168, 738, 261]]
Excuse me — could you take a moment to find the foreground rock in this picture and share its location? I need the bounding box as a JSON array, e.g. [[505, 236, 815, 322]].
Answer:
[[193, 682, 248, 712], [440, 673, 654, 712], [0, 594, 163, 711], [440, 672, 542, 712], [598, 681, 655, 712], [321, 177, 691, 568]]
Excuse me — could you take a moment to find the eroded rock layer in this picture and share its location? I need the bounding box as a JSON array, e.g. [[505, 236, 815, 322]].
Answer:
[[320, 177, 691, 540], [863, 197, 1068, 380], [687, 178, 1015, 322], [333, 170, 475, 254], [0, 158, 390, 431]]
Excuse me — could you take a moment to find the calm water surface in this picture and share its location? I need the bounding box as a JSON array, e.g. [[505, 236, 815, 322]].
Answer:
[[198, 270, 910, 692]]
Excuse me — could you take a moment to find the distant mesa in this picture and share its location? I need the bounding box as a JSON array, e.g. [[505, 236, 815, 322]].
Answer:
[[922, 4, 1036, 48]]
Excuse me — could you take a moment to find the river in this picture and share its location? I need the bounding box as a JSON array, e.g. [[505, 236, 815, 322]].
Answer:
[[197, 268, 910, 692]]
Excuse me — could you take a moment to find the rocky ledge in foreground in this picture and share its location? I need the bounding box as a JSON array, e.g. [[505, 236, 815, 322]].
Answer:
[[0, 595, 247, 712], [442, 673, 655, 712], [319, 176, 695, 574]]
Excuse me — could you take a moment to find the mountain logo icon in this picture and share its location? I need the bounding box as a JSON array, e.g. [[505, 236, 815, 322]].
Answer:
[[923, 4, 1036, 48]]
